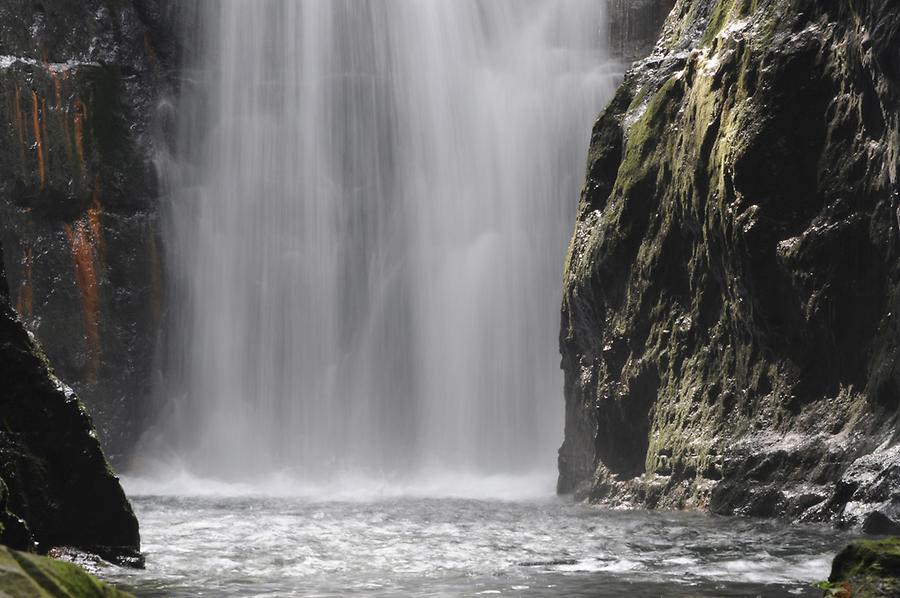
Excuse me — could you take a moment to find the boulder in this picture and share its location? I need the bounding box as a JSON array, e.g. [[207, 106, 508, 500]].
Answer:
[[0, 241, 140, 564], [0, 544, 134, 598], [824, 538, 900, 598]]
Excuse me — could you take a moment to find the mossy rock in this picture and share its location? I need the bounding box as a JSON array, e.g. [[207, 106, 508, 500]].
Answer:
[[558, 0, 900, 524], [0, 545, 133, 597], [824, 538, 900, 598]]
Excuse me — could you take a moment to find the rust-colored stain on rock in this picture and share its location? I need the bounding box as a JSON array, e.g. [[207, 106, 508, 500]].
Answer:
[[30, 90, 46, 190], [14, 85, 25, 144], [14, 85, 27, 174], [73, 100, 87, 177], [64, 213, 102, 380], [88, 182, 106, 266]]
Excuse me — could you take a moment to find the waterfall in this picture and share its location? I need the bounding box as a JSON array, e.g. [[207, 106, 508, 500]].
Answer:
[[158, 0, 619, 483]]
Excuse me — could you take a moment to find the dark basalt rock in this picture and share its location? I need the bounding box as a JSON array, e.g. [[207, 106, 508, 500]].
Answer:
[[0, 0, 177, 464], [559, 0, 900, 528], [825, 538, 900, 598], [0, 241, 140, 564]]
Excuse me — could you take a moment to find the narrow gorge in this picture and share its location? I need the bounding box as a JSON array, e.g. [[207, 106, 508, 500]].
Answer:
[[0, 0, 897, 596]]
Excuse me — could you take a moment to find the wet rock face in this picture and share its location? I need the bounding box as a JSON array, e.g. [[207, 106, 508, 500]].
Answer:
[[559, 0, 900, 528], [0, 242, 140, 562], [0, 0, 176, 463]]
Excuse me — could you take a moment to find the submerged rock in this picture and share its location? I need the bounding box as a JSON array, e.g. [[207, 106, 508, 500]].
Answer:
[[559, 0, 900, 527], [825, 538, 900, 598], [0, 544, 134, 597], [0, 241, 140, 563]]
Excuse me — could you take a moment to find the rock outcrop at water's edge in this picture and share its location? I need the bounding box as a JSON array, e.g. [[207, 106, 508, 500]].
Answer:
[[0, 545, 135, 597], [0, 240, 141, 564], [559, 0, 900, 530], [0, 0, 177, 464], [824, 538, 900, 598]]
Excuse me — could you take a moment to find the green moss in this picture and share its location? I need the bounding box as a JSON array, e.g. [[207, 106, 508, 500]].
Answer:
[[832, 538, 900, 577], [701, 0, 736, 46], [24, 332, 56, 379], [0, 545, 134, 597], [616, 73, 685, 196], [827, 538, 900, 598]]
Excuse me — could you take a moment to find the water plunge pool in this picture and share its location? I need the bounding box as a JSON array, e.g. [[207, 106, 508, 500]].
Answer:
[[102, 480, 846, 597]]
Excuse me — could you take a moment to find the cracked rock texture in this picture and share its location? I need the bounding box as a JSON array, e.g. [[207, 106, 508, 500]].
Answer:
[[559, 0, 900, 529]]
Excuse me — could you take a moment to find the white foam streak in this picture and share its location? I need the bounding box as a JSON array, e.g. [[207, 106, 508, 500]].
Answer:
[[123, 464, 558, 502]]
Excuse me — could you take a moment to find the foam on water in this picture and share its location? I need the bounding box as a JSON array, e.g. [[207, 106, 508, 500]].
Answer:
[[103, 495, 848, 597], [122, 467, 557, 502]]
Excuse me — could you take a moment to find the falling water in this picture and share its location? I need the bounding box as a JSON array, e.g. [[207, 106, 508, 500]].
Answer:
[[158, 1, 619, 483]]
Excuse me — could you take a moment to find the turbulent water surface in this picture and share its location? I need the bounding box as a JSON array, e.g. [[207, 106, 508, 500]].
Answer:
[[102, 479, 846, 598]]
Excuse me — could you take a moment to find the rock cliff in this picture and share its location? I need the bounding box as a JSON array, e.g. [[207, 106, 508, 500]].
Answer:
[[559, 0, 900, 530], [0, 241, 140, 563], [0, 0, 176, 463]]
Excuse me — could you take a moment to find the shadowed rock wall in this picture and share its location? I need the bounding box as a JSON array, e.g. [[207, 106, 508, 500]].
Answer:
[[0, 0, 176, 463], [560, 0, 900, 530], [0, 241, 140, 562]]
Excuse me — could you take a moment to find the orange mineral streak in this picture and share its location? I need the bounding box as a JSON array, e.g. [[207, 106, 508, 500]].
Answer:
[[88, 183, 106, 265], [13, 86, 25, 143], [31, 91, 46, 190], [73, 102, 86, 176], [14, 248, 33, 318], [14, 87, 26, 172], [40, 97, 50, 174], [64, 219, 101, 380], [51, 72, 75, 162], [88, 185, 103, 240]]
